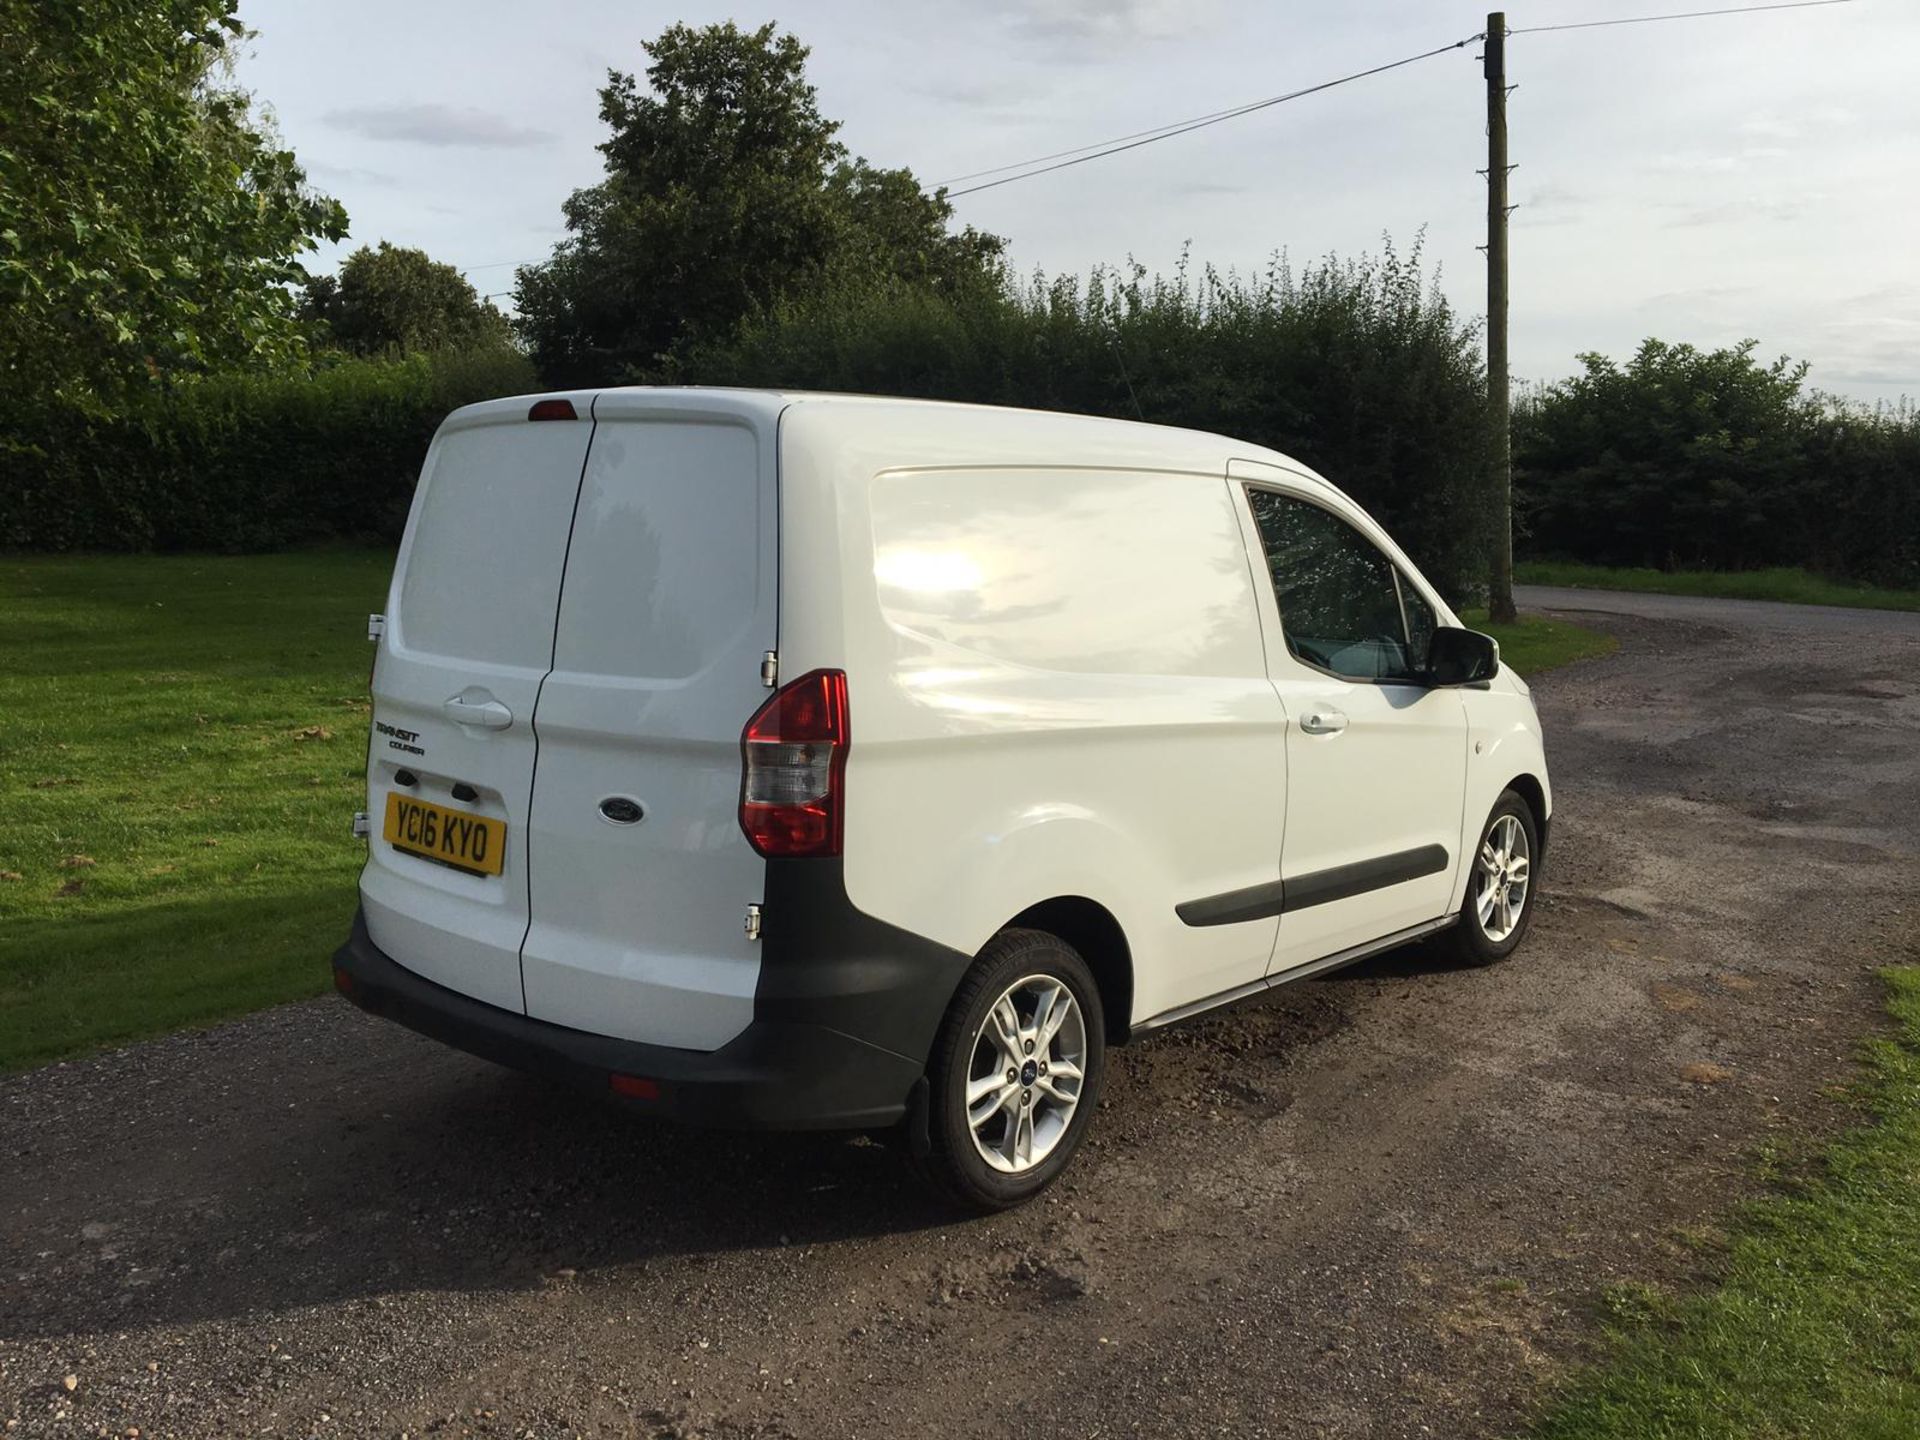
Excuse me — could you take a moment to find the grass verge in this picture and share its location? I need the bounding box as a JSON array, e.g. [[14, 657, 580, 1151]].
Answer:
[[0, 550, 389, 1071], [1535, 967, 1920, 1439], [1515, 561, 1920, 614], [1461, 607, 1618, 677]]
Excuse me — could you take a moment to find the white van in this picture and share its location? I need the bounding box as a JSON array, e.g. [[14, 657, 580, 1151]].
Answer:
[[334, 389, 1550, 1209]]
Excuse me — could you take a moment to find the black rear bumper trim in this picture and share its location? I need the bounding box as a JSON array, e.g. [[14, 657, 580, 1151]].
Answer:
[[332, 907, 924, 1131]]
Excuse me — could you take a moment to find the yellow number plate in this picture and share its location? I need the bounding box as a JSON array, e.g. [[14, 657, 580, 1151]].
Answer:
[[383, 793, 506, 876]]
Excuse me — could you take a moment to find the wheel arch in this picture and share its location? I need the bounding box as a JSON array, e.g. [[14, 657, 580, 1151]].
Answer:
[[1505, 771, 1548, 828], [1004, 896, 1134, 1046]]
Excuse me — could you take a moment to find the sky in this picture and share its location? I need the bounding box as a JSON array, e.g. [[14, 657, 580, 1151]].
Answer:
[[238, 0, 1920, 404]]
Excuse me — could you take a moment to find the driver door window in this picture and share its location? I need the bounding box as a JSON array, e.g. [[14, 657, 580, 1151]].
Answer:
[[1245, 489, 1420, 681]]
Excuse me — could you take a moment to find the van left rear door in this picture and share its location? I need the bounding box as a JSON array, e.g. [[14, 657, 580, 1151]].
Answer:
[[360, 398, 594, 1015]]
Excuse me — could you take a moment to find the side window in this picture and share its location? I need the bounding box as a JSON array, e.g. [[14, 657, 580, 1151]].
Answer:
[[1244, 488, 1417, 681], [1399, 573, 1438, 668]]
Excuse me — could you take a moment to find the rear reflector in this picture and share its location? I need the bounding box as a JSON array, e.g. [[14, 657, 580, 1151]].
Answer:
[[332, 965, 354, 997], [527, 398, 577, 421], [609, 1073, 660, 1101], [739, 669, 849, 858]]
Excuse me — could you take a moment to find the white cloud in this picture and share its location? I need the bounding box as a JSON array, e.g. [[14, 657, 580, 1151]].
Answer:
[[323, 104, 557, 149]]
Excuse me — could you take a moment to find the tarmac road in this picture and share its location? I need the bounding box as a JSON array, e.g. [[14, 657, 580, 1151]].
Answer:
[[5, 589, 1919, 1439]]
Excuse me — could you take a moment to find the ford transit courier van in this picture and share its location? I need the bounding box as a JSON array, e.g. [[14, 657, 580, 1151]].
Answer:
[[333, 389, 1551, 1209]]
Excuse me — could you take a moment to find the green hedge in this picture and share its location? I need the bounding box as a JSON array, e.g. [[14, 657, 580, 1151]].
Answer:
[[1515, 340, 1920, 589], [679, 244, 1496, 604], [1, 347, 537, 552]]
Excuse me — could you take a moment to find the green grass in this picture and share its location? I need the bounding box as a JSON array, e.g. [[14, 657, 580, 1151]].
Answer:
[[1515, 562, 1920, 614], [1535, 967, 1920, 1439], [1461, 607, 1619, 677], [0, 550, 390, 1071]]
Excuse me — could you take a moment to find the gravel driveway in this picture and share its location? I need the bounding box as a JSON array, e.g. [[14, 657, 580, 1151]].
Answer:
[[5, 588, 1919, 1439]]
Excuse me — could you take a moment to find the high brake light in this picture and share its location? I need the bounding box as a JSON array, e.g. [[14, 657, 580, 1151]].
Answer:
[[738, 669, 849, 858], [527, 398, 577, 421]]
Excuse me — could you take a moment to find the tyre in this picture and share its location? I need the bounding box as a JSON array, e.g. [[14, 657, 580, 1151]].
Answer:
[[1443, 788, 1541, 966], [907, 928, 1107, 1211]]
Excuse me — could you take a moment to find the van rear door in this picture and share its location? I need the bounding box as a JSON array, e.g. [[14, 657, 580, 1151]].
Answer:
[[518, 394, 781, 1051], [360, 397, 594, 1014]]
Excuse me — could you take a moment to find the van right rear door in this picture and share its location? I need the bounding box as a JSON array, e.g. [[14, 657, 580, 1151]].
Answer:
[[359, 397, 595, 1014], [517, 394, 782, 1051]]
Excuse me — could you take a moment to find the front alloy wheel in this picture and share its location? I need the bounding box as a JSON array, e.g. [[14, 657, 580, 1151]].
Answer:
[[1444, 789, 1541, 966], [1475, 812, 1532, 943]]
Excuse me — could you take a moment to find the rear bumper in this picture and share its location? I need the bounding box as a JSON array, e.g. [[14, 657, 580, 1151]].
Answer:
[[331, 907, 926, 1131]]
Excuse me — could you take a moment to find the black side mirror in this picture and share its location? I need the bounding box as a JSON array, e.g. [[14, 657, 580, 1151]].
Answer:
[[1426, 627, 1500, 686]]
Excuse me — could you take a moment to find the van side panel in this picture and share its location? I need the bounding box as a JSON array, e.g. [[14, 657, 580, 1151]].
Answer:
[[517, 404, 779, 1050], [779, 405, 1289, 1028]]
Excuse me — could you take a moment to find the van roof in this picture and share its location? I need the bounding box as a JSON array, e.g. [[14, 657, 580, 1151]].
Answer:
[[444, 385, 1338, 495]]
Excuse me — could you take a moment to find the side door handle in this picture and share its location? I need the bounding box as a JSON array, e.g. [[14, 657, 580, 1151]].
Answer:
[[1299, 707, 1348, 736], [443, 695, 513, 730]]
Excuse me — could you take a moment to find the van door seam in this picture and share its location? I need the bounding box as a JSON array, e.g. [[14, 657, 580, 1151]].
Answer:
[[516, 406, 599, 1015]]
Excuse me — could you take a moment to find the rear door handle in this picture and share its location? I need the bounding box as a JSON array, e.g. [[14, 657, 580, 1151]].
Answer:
[[443, 695, 512, 730], [1299, 708, 1348, 736]]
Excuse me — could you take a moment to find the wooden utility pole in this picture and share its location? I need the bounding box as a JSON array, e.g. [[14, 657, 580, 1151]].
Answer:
[[1485, 11, 1516, 623]]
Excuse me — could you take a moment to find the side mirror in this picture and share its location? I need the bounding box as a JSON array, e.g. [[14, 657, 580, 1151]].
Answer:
[[1426, 627, 1500, 686]]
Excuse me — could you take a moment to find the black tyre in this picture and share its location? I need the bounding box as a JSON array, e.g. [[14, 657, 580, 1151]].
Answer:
[[1443, 788, 1541, 966], [907, 928, 1107, 1212]]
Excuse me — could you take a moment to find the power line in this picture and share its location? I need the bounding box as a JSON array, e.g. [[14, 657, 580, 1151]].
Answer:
[[938, 91, 1350, 187], [455, 0, 1847, 262], [1508, 0, 1853, 35], [943, 35, 1482, 198]]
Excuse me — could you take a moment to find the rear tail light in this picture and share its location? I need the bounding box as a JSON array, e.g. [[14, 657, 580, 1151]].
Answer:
[[527, 398, 577, 421], [739, 669, 849, 858]]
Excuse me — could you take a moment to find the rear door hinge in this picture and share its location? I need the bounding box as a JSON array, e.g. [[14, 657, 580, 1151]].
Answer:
[[352, 810, 370, 839], [367, 613, 386, 642], [760, 650, 778, 688], [744, 902, 763, 941]]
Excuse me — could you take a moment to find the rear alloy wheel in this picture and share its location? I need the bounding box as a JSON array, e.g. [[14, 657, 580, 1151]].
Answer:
[[909, 929, 1106, 1210], [1445, 789, 1541, 966]]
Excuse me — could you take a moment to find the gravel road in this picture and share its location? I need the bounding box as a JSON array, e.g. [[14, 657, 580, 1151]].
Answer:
[[5, 589, 1919, 1440]]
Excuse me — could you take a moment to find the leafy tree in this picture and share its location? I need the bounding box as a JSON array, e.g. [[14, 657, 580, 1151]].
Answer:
[[302, 242, 511, 355], [1515, 339, 1817, 571], [0, 0, 348, 410], [514, 21, 1003, 386]]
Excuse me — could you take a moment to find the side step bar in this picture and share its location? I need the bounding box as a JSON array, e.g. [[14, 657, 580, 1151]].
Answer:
[[1134, 915, 1458, 1034]]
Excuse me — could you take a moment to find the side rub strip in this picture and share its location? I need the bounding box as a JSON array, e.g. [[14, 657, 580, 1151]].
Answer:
[[1176, 845, 1449, 927]]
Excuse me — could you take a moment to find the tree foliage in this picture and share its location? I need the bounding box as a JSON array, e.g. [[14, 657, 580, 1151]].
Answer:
[[1516, 339, 1920, 585], [301, 242, 511, 355], [682, 240, 1496, 602], [0, 0, 348, 410], [513, 21, 1003, 386]]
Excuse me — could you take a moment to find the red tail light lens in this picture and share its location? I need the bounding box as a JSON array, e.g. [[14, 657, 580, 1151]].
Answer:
[[528, 398, 577, 421], [739, 669, 849, 858]]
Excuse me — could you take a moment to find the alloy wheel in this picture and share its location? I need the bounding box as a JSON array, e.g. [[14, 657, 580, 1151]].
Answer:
[[1475, 813, 1531, 943], [964, 974, 1088, 1174]]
